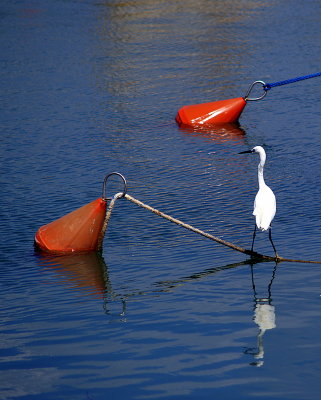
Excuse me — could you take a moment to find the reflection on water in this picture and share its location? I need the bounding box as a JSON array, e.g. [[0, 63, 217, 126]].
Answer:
[[178, 122, 246, 144], [36, 252, 111, 298], [156, 259, 279, 368], [245, 263, 278, 367], [37, 248, 280, 366], [37, 249, 252, 298], [36, 251, 128, 320], [155, 258, 249, 290], [36, 249, 280, 356]]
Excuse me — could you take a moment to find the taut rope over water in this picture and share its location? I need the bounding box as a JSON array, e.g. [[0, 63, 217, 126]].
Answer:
[[100, 191, 321, 264]]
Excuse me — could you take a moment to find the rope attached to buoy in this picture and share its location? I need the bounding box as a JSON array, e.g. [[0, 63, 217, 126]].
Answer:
[[263, 72, 321, 91], [97, 192, 124, 252], [245, 72, 321, 102], [98, 172, 128, 252], [102, 189, 321, 264]]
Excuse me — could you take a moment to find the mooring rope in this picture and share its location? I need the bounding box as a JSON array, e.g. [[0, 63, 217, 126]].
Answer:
[[124, 194, 248, 254], [101, 192, 321, 264], [263, 72, 321, 91], [97, 192, 124, 252]]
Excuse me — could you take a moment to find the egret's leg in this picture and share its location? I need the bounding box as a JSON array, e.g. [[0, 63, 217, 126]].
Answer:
[[251, 224, 257, 254], [269, 228, 278, 258]]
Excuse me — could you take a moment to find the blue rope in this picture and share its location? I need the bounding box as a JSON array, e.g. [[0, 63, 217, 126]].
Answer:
[[263, 72, 321, 91]]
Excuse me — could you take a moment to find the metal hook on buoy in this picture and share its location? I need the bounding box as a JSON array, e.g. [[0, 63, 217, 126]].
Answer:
[[244, 80, 268, 101], [102, 172, 127, 201]]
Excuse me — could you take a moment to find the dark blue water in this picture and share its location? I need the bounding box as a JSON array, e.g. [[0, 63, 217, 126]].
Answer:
[[1, 1, 321, 399]]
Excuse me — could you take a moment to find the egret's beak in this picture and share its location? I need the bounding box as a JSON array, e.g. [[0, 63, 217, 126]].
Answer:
[[238, 150, 253, 154]]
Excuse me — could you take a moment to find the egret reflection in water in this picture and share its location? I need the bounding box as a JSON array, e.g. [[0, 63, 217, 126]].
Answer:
[[244, 263, 278, 367]]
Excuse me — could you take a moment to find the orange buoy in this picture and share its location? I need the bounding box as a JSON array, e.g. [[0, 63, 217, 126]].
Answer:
[[35, 172, 127, 255], [176, 97, 247, 127], [35, 198, 107, 254]]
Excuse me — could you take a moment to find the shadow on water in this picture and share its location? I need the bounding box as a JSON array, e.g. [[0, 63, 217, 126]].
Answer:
[[36, 250, 253, 301], [36, 251, 271, 301], [36, 250, 279, 354]]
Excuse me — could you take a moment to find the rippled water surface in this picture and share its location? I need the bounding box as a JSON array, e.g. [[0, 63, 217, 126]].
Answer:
[[1, 0, 321, 399]]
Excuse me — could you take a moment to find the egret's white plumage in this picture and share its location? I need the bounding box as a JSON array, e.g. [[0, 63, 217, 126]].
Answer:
[[239, 145, 278, 257], [252, 146, 276, 231]]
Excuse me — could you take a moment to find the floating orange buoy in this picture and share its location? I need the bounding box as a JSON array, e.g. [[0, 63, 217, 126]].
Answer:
[[176, 80, 273, 127], [35, 198, 107, 254], [176, 97, 247, 127], [34, 172, 128, 255], [176, 73, 321, 127]]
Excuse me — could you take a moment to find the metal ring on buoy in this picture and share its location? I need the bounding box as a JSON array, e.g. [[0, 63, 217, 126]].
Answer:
[[102, 172, 127, 201], [244, 80, 268, 101]]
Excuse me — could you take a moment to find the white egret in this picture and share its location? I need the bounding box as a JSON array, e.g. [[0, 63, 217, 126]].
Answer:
[[239, 146, 278, 258]]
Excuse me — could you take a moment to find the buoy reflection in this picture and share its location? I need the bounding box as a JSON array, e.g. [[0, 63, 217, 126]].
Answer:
[[36, 252, 111, 298], [178, 122, 246, 143], [36, 251, 127, 321]]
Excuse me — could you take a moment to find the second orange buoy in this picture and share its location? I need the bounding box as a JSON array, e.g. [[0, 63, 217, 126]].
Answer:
[[176, 97, 247, 127]]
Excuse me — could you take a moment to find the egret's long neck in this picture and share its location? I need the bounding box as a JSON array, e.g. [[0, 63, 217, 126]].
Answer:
[[257, 153, 266, 188]]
